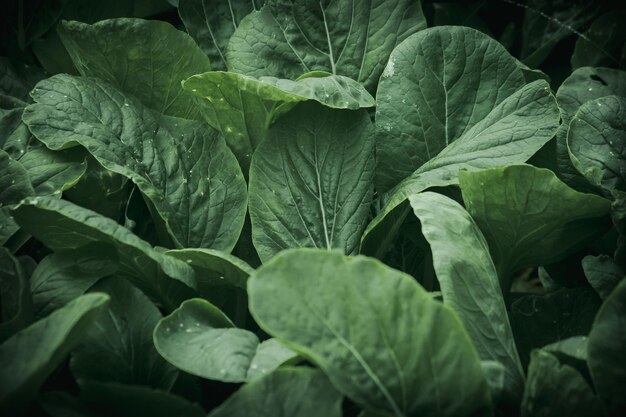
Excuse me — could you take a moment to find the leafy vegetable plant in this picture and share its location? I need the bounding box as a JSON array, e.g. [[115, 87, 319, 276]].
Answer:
[[0, 0, 625, 416]]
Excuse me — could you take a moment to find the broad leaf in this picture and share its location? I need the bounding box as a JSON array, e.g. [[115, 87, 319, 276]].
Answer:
[[0, 249, 34, 342], [361, 80, 559, 259], [249, 102, 374, 262], [31, 242, 118, 318], [248, 249, 492, 417], [0, 149, 34, 207], [58, 18, 212, 120], [154, 298, 295, 382], [588, 278, 626, 415], [459, 165, 611, 286], [23, 74, 247, 251], [12, 197, 196, 311], [409, 192, 524, 400], [568, 95, 626, 192], [375, 25, 527, 192], [208, 367, 342, 417], [0, 293, 109, 411], [583, 255, 624, 300], [0, 57, 45, 102], [227, 0, 427, 91], [166, 248, 254, 291], [71, 277, 178, 389], [178, 0, 265, 70], [19, 147, 86, 196], [184, 71, 374, 169], [521, 349, 602, 417], [555, 67, 626, 191], [571, 11, 626, 70]]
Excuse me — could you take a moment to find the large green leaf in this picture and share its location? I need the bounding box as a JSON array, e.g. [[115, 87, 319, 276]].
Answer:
[[249, 102, 374, 263], [409, 192, 524, 401], [31, 242, 118, 318], [568, 95, 626, 192], [248, 249, 492, 417], [71, 277, 178, 390], [227, 0, 427, 91], [178, 0, 265, 70], [521, 349, 603, 417], [208, 367, 342, 417], [555, 67, 626, 191], [0, 249, 34, 343], [0, 149, 34, 207], [459, 165, 611, 286], [12, 197, 196, 311], [588, 278, 626, 415], [184, 71, 374, 169], [58, 18, 212, 120], [375, 25, 526, 192], [360, 80, 559, 259], [154, 298, 295, 382], [0, 293, 109, 411], [18, 147, 86, 196], [23, 74, 247, 251]]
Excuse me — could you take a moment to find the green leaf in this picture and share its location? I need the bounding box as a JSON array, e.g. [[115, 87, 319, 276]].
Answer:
[[375, 25, 526, 192], [409, 192, 524, 400], [154, 298, 295, 382], [588, 278, 626, 415], [0, 149, 34, 207], [184, 71, 374, 170], [361, 79, 559, 259], [0, 293, 109, 411], [71, 277, 178, 389], [178, 0, 265, 70], [520, 0, 599, 68], [0, 58, 45, 102], [58, 18, 212, 120], [31, 242, 118, 318], [19, 147, 87, 196], [249, 102, 374, 263], [459, 165, 611, 286], [555, 67, 626, 191], [23, 74, 247, 251], [583, 255, 625, 300], [568, 95, 626, 192], [521, 349, 603, 417], [248, 249, 492, 417], [227, 0, 427, 91], [509, 288, 601, 369], [571, 11, 626, 70], [166, 248, 254, 291], [0, 249, 34, 343], [12, 196, 196, 311], [208, 367, 342, 417]]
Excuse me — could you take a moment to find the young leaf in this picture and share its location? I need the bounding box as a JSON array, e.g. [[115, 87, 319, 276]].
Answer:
[[555, 67, 626, 191], [227, 0, 427, 91], [249, 102, 374, 263], [568, 95, 626, 192], [208, 367, 342, 417], [154, 298, 295, 382], [31, 242, 118, 318], [0, 293, 109, 411], [71, 277, 178, 390], [248, 249, 492, 417], [178, 0, 264, 70], [521, 349, 603, 417], [184, 71, 374, 169], [588, 278, 626, 415], [58, 18, 212, 120], [409, 192, 524, 401], [375, 25, 527, 192], [23, 74, 247, 251], [12, 197, 197, 311], [459, 165, 611, 286], [361, 79, 559, 259]]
